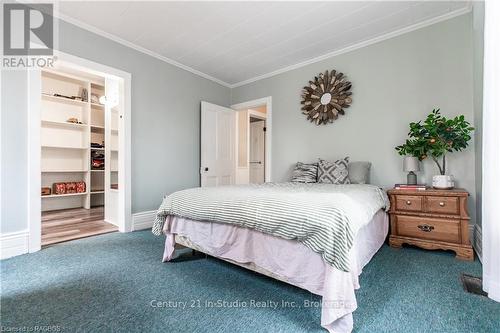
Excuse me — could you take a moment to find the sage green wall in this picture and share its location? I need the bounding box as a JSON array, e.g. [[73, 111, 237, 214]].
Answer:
[[231, 14, 479, 224], [1, 71, 29, 234]]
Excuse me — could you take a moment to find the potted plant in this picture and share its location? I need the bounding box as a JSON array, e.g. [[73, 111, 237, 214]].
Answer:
[[395, 109, 474, 189]]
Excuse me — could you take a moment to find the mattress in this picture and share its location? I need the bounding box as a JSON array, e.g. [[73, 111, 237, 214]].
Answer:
[[155, 183, 389, 272], [162, 209, 388, 333]]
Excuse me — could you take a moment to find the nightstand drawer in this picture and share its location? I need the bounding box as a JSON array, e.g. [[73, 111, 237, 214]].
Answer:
[[396, 215, 460, 243], [426, 196, 459, 215], [395, 195, 423, 212]]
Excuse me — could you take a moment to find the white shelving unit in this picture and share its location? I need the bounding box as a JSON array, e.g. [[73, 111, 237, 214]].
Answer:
[[89, 82, 106, 208], [41, 69, 108, 212], [110, 106, 119, 188]]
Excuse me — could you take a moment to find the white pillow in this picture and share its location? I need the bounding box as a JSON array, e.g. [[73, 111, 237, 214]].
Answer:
[[348, 161, 371, 184]]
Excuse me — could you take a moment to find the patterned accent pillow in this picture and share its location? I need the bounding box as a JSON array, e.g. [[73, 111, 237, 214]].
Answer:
[[291, 162, 318, 183], [317, 157, 351, 184]]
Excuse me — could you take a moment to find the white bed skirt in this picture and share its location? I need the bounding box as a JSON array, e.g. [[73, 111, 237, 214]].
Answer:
[[162, 210, 388, 333]]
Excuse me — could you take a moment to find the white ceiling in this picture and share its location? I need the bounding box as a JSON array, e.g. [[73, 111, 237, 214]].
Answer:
[[58, 1, 471, 87]]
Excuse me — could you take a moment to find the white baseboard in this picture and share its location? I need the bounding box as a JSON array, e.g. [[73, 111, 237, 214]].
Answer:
[[132, 210, 156, 231], [1, 230, 29, 259], [472, 224, 482, 262]]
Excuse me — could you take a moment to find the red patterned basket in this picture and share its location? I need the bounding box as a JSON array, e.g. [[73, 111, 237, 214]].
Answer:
[[65, 182, 77, 194], [53, 183, 66, 195], [76, 181, 86, 193]]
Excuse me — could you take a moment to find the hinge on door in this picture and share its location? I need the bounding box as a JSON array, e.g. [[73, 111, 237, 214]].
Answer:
[[199, 167, 204, 174], [263, 127, 267, 132]]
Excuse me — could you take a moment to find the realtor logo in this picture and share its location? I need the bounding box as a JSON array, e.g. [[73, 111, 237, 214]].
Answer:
[[3, 3, 53, 55]]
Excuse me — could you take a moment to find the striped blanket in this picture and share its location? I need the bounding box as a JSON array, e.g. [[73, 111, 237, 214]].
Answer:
[[153, 183, 389, 272]]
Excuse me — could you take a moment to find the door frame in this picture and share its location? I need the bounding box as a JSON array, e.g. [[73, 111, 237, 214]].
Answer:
[[28, 50, 132, 253], [231, 96, 272, 182]]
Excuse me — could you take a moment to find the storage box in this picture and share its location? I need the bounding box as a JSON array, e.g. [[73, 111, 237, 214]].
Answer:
[[53, 183, 66, 195], [41, 187, 51, 196], [76, 181, 86, 193], [65, 182, 77, 194]]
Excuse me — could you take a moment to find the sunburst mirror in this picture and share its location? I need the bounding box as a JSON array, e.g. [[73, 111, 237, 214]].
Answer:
[[300, 70, 352, 125]]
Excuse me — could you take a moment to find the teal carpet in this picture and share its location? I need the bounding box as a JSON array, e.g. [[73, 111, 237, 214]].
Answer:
[[1, 231, 499, 332]]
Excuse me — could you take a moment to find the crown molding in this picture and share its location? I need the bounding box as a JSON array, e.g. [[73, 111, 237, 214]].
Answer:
[[55, 5, 471, 89], [229, 5, 472, 88], [56, 13, 232, 88]]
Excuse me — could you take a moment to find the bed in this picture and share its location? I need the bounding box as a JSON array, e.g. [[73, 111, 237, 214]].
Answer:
[[153, 183, 390, 333]]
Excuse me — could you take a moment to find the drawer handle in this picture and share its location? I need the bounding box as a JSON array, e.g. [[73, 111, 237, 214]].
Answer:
[[439, 202, 445, 207], [418, 224, 435, 232], [406, 200, 412, 205]]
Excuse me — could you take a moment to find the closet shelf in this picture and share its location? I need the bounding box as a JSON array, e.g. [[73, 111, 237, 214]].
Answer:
[[42, 145, 88, 150], [42, 192, 88, 198], [41, 120, 87, 129], [42, 94, 88, 106], [91, 125, 105, 133], [42, 170, 88, 173], [91, 191, 104, 194], [91, 103, 105, 109]]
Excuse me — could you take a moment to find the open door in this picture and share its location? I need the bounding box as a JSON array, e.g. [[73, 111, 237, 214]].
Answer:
[[104, 77, 124, 228], [200, 101, 236, 187]]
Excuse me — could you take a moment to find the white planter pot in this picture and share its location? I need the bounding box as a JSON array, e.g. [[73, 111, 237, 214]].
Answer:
[[432, 175, 455, 189]]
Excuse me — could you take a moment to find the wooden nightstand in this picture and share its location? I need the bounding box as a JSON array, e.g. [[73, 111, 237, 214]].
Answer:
[[387, 188, 474, 260]]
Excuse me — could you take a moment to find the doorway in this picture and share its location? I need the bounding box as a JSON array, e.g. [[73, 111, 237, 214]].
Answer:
[[232, 98, 272, 185], [39, 66, 122, 245], [199, 97, 272, 187], [249, 116, 266, 184], [28, 51, 131, 253]]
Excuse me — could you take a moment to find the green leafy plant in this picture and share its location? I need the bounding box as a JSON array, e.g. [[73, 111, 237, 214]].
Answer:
[[395, 109, 474, 175]]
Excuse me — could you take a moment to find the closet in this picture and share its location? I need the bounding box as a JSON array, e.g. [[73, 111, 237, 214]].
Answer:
[[40, 67, 120, 245]]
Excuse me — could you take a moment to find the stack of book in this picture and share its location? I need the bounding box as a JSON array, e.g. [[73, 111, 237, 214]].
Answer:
[[394, 184, 427, 191]]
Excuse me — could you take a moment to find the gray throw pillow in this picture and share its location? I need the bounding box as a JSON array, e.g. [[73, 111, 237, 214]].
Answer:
[[317, 157, 350, 184], [291, 162, 318, 183], [348, 161, 372, 184]]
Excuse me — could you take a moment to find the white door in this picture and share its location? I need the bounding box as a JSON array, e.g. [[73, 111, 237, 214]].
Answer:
[[249, 120, 265, 184], [200, 101, 236, 187], [104, 77, 123, 228]]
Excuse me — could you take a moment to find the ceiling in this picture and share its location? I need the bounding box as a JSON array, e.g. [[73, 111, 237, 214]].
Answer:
[[58, 1, 471, 87]]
